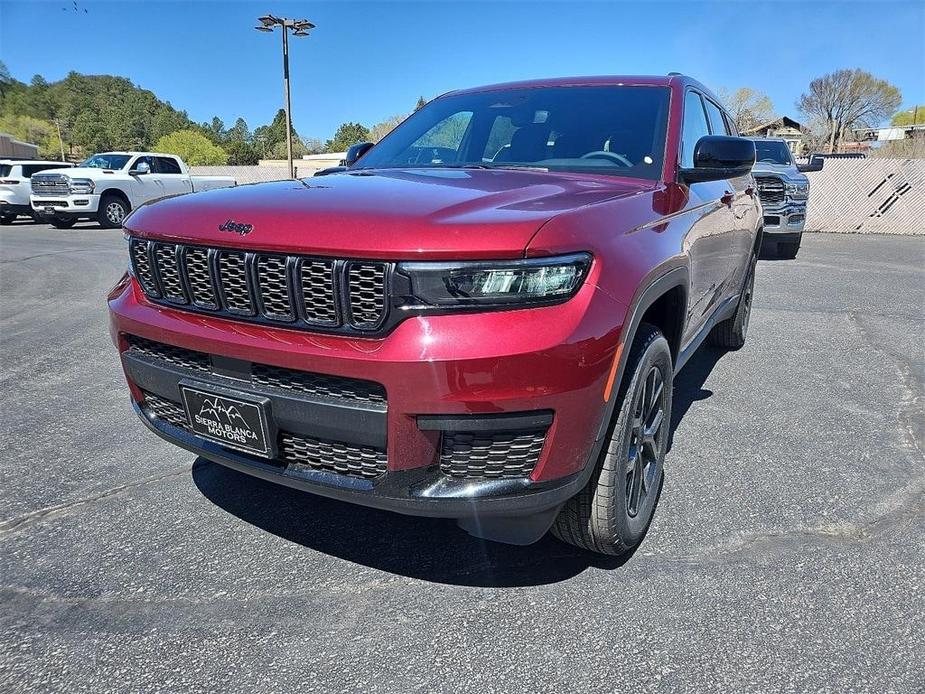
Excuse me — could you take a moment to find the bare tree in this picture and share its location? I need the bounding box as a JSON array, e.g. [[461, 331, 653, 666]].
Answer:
[[717, 87, 776, 132], [798, 69, 901, 152], [368, 113, 408, 143]]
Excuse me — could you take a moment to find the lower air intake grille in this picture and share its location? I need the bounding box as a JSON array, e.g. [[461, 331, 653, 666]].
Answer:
[[251, 364, 386, 404], [280, 433, 387, 479], [127, 335, 211, 372], [141, 392, 388, 480], [440, 429, 547, 479]]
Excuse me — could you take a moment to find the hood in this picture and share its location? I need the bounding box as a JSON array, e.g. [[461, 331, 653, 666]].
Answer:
[[752, 162, 807, 183], [124, 168, 651, 260], [36, 167, 118, 179]]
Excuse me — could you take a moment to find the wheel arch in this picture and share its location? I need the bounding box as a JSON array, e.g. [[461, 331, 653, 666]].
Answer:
[[99, 188, 132, 210]]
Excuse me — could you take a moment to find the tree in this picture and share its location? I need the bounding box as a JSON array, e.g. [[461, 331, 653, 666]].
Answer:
[[225, 140, 259, 165], [252, 108, 300, 158], [226, 117, 251, 143], [414, 96, 427, 111], [324, 122, 370, 152], [717, 87, 775, 132], [368, 113, 407, 143], [155, 129, 228, 165], [891, 106, 925, 126], [798, 68, 902, 151], [302, 137, 324, 155], [0, 113, 60, 158]]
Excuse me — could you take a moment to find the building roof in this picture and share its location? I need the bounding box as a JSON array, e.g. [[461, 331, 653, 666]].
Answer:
[[742, 116, 803, 134]]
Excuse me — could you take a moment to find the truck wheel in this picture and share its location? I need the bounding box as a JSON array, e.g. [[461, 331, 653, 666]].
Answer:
[[98, 194, 129, 228], [777, 238, 801, 259], [0, 214, 15, 225], [708, 255, 755, 350], [49, 216, 76, 229], [552, 323, 672, 556]]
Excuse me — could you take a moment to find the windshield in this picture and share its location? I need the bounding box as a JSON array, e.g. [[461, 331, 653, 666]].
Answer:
[[78, 154, 132, 170], [754, 140, 793, 165], [356, 86, 670, 180]]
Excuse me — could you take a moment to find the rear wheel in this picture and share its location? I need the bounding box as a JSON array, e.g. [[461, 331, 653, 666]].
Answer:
[[708, 254, 755, 350], [97, 194, 129, 229], [552, 323, 672, 556], [49, 216, 76, 229]]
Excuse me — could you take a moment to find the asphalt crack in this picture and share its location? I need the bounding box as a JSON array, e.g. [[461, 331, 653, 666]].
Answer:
[[0, 464, 194, 537]]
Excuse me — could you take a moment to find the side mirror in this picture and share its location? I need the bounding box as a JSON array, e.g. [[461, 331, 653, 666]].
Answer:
[[680, 136, 756, 184], [797, 162, 823, 173], [345, 142, 374, 167], [131, 161, 151, 175]]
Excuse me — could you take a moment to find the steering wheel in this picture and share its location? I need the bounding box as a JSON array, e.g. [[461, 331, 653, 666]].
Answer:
[[580, 151, 633, 167]]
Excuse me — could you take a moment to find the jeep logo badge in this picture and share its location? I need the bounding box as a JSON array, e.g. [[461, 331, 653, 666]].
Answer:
[[218, 220, 253, 235]]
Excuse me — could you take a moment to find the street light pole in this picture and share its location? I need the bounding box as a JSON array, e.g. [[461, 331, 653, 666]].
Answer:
[[255, 14, 315, 179]]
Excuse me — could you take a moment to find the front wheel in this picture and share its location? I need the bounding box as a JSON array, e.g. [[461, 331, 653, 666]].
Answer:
[[552, 323, 672, 555], [97, 194, 130, 229], [709, 254, 755, 350], [49, 216, 77, 229]]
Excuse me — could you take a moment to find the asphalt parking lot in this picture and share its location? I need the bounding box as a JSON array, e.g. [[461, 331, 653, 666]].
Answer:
[[0, 220, 922, 693]]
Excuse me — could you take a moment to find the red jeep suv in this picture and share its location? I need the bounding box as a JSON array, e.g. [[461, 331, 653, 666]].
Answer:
[[109, 75, 760, 555]]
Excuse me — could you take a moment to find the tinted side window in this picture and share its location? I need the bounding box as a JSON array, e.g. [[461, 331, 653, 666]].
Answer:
[[22, 164, 70, 178], [681, 91, 710, 168], [723, 112, 738, 136], [703, 99, 729, 136], [155, 157, 182, 174]]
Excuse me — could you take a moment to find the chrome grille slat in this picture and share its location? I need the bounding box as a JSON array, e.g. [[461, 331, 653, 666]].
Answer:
[[347, 263, 387, 329], [298, 259, 338, 325], [255, 255, 294, 321], [185, 247, 217, 309], [755, 176, 786, 205], [128, 237, 390, 334], [153, 244, 188, 304], [31, 173, 70, 197], [217, 251, 254, 314], [129, 239, 159, 296]]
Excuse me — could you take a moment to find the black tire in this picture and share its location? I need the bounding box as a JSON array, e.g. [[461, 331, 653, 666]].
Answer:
[[777, 240, 800, 259], [97, 194, 130, 229], [708, 254, 755, 350], [0, 214, 15, 225], [49, 216, 77, 229], [552, 323, 673, 555]]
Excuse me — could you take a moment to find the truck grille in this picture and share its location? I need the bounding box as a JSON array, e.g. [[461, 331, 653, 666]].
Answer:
[[440, 429, 547, 479], [128, 237, 390, 333], [31, 173, 70, 197], [755, 176, 785, 205], [141, 391, 387, 479]]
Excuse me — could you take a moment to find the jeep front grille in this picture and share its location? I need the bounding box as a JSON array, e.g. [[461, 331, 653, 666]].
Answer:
[[140, 391, 387, 479], [128, 237, 389, 333], [755, 176, 785, 205], [440, 429, 547, 479]]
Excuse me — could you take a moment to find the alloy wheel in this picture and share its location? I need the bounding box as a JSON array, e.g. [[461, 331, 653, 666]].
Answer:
[[625, 366, 666, 518], [106, 202, 125, 225]]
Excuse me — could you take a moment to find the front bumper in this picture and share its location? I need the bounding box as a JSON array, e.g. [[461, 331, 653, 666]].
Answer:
[[109, 272, 626, 543], [31, 193, 100, 216], [761, 201, 807, 234]]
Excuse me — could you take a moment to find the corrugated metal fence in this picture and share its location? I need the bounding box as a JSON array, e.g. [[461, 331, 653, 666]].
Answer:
[[194, 159, 925, 236], [804, 159, 925, 234]]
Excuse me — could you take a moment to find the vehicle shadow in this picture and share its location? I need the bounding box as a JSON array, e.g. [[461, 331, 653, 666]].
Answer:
[[192, 346, 726, 587]]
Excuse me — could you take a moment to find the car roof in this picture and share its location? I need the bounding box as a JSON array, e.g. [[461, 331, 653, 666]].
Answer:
[[445, 73, 715, 96], [94, 151, 176, 157], [0, 159, 74, 166], [747, 137, 790, 142]]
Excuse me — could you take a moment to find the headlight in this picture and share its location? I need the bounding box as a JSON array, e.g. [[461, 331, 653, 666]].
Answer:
[[785, 182, 809, 199], [398, 253, 591, 308], [68, 178, 95, 194]]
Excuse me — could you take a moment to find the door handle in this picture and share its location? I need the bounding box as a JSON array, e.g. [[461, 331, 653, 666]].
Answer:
[[721, 191, 734, 206], [745, 185, 755, 197]]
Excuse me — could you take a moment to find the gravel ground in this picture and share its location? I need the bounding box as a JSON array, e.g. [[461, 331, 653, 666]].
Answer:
[[1, 221, 923, 693]]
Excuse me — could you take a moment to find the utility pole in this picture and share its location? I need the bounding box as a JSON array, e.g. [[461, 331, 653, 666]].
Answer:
[[255, 14, 315, 179]]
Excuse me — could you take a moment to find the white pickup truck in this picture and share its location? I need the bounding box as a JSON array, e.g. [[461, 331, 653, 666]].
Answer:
[[30, 151, 236, 229]]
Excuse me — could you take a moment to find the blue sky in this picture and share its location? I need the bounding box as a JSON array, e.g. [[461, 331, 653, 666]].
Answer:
[[1, 0, 923, 139]]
